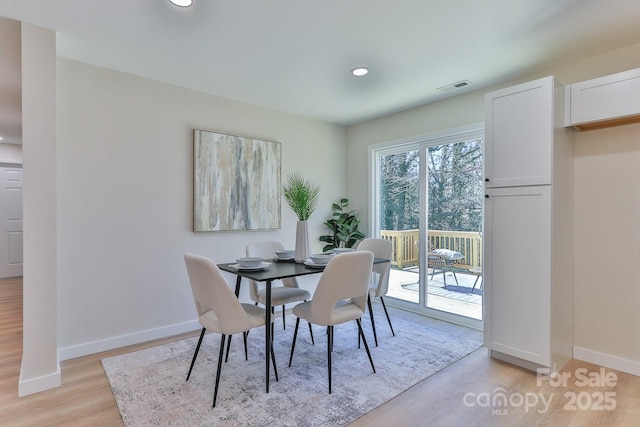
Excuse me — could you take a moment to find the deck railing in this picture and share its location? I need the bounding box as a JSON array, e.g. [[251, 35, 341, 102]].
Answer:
[[380, 229, 482, 270]]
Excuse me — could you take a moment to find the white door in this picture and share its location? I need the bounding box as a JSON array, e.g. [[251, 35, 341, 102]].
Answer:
[[0, 166, 23, 278]]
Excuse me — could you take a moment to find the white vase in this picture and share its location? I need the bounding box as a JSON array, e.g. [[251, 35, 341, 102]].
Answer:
[[294, 220, 310, 263]]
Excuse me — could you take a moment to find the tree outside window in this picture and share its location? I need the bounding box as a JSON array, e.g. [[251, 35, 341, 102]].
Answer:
[[380, 139, 483, 233]]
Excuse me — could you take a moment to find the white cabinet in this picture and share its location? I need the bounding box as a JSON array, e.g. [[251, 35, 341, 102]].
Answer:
[[484, 77, 553, 188], [483, 76, 574, 373], [568, 67, 640, 131], [484, 186, 551, 365]]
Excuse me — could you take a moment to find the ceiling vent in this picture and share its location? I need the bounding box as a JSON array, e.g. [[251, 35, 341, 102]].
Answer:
[[438, 80, 472, 92]]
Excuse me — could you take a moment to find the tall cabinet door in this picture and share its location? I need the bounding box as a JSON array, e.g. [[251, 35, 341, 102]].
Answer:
[[483, 185, 551, 366], [485, 77, 553, 188]]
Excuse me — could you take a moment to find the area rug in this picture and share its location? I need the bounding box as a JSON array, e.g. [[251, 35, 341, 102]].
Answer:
[[102, 314, 482, 426]]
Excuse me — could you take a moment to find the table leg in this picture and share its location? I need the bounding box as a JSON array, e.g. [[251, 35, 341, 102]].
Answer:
[[234, 275, 241, 297], [265, 279, 272, 393]]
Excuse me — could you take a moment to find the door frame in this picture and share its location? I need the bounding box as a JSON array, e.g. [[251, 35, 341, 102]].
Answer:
[[368, 124, 484, 331], [0, 162, 23, 278]]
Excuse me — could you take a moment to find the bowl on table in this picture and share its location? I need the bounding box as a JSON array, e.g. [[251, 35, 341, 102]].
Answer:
[[275, 250, 295, 260], [333, 247, 355, 254], [236, 257, 264, 268], [310, 254, 332, 265]]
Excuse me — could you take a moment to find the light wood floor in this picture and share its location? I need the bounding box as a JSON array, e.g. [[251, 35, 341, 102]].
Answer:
[[2, 277, 639, 426]]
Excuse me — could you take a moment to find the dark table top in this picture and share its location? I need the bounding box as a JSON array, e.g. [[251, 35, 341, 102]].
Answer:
[[218, 257, 389, 282]]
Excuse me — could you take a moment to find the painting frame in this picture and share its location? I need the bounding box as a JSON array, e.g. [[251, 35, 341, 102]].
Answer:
[[193, 129, 281, 232]]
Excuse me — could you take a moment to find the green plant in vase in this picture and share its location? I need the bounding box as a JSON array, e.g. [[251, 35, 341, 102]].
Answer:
[[319, 198, 365, 252], [283, 171, 320, 262], [283, 171, 320, 221]]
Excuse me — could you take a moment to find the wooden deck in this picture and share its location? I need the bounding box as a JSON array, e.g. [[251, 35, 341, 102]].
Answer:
[[386, 266, 483, 320]]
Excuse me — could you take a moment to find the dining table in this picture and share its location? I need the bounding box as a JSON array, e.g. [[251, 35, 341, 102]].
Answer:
[[218, 256, 390, 393]]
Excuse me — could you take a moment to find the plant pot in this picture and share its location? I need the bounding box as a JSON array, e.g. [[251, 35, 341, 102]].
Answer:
[[295, 220, 310, 263]]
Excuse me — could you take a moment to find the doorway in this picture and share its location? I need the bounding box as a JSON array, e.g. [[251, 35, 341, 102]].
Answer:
[[0, 165, 23, 278], [371, 127, 484, 327]]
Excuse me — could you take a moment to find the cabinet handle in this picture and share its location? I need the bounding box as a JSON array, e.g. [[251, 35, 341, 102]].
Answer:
[[485, 194, 490, 198], [485, 178, 490, 182]]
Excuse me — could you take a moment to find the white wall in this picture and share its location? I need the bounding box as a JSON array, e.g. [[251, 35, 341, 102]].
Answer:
[[0, 143, 22, 164], [19, 23, 58, 396], [573, 122, 640, 370], [346, 41, 640, 374], [55, 59, 347, 359]]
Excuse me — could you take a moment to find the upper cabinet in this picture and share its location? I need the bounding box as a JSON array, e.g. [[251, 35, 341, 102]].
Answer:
[[567, 67, 640, 131], [484, 77, 554, 188]]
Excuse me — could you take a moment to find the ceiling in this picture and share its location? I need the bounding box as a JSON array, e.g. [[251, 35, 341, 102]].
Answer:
[[1, 0, 640, 145]]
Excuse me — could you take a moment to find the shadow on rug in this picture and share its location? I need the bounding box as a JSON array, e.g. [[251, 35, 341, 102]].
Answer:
[[102, 314, 482, 426]]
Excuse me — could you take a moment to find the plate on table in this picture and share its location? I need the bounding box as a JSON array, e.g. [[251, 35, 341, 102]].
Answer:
[[229, 262, 271, 271], [304, 260, 327, 269], [274, 256, 295, 262]]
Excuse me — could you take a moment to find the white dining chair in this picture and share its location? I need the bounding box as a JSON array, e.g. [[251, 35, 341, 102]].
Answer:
[[246, 241, 314, 342], [357, 238, 394, 347], [184, 253, 278, 407], [288, 250, 375, 394]]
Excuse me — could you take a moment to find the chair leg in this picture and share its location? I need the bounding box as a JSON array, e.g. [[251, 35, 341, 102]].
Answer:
[[213, 334, 226, 407], [356, 319, 376, 374], [224, 334, 233, 363], [282, 305, 286, 329], [367, 294, 378, 347], [327, 325, 333, 394], [270, 307, 275, 341], [442, 269, 447, 288], [270, 342, 279, 382], [288, 317, 301, 367], [186, 327, 206, 381], [472, 275, 482, 292], [243, 331, 248, 360], [379, 297, 395, 336], [308, 321, 315, 345], [451, 267, 459, 285]]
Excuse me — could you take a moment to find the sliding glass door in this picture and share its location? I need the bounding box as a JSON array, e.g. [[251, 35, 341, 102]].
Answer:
[[422, 138, 483, 320], [376, 148, 420, 304], [371, 127, 484, 328]]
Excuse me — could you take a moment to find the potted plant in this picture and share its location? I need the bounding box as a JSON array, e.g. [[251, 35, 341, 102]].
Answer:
[[282, 171, 320, 262], [319, 198, 365, 252]]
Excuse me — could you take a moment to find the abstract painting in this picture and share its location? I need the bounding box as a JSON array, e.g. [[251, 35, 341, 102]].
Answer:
[[193, 130, 281, 231]]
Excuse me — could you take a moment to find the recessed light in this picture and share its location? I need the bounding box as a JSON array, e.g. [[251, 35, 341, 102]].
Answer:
[[351, 67, 369, 77], [169, 0, 193, 7]]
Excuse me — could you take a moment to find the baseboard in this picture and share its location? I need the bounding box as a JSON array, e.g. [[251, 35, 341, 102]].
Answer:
[[18, 359, 61, 397], [573, 346, 640, 376], [489, 349, 547, 372], [57, 320, 200, 361]]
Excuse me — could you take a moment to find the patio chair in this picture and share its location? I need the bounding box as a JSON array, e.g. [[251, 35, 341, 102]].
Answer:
[[469, 266, 483, 292], [427, 241, 459, 288]]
